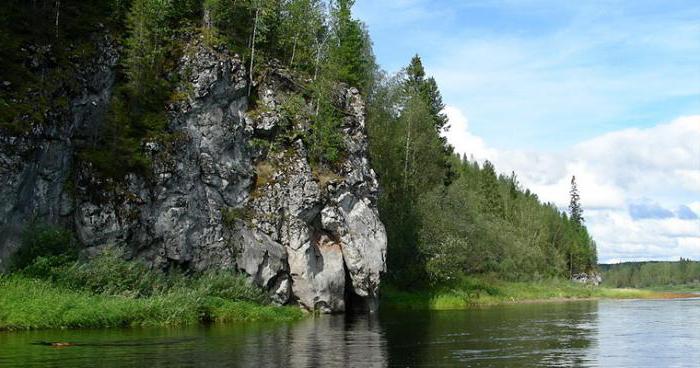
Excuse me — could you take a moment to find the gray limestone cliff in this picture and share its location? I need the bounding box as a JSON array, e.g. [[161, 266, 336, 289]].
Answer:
[[0, 36, 387, 313]]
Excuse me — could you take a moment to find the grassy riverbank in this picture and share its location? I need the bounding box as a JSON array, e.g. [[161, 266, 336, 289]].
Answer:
[[0, 247, 305, 331], [381, 277, 697, 310], [644, 283, 700, 293], [0, 275, 303, 331]]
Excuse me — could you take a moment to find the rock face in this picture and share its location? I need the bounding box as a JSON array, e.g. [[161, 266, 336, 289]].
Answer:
[[0, 33, 119, 266], [571, 272, 602, 286], [0, 37, 387, 313]]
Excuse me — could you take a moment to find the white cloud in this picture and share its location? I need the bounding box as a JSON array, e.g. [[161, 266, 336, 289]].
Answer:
[[444, 111, 700, 262], [443, 106, 496, 162]]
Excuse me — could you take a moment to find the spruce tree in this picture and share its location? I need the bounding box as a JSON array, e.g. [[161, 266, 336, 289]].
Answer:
[[569, 175, 584, 226]]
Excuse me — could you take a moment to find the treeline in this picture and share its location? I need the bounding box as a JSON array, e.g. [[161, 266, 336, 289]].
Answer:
[[366, 56, 598, 286], [601, 259, 700, 288]]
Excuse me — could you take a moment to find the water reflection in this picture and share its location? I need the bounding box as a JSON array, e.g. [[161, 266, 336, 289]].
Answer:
[[0, 314, 388, 368], [234, 314, 387, 367], [4, 299, 700, 367], [382, 301, 598, 367]]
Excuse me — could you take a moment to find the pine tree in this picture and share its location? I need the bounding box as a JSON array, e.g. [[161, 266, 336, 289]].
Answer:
[[569, 175, 584, 226]]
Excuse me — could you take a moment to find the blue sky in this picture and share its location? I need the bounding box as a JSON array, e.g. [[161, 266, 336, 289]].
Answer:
[[356, 0, 700, 150], [355, 0, 700, 262]]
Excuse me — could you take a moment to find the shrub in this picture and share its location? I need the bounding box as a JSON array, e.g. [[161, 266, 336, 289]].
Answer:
[[57, 247, 172, 297], [222, 207, 253, 228], [191, 271, 268, 304], [18, 247, 267, 305], [9, 224, 78, 272]]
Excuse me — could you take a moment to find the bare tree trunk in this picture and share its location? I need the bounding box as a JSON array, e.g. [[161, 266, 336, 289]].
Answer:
[[570, 252, 573, 278], [313, 34, 329, 81], [203, 6, 212, 29], [403, 118, 412, 191], [290, 34, 298, 66], [248, 7, 260, 97], [55, 0, 60, 39]]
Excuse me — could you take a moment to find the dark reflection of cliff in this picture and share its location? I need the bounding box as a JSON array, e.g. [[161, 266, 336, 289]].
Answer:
[[0, 315, 388, 368], [381, 301, 599, 367], [234, 314, 388, 367]]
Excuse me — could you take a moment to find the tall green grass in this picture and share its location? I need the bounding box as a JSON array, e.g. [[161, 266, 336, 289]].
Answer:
[[0, 276, 302, 331], [0, 248, 303, 331]]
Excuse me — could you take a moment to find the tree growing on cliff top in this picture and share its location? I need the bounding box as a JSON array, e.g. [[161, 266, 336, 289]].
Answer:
[[327, 0, 374, 91]]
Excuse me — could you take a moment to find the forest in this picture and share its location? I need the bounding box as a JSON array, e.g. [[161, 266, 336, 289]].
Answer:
[[1, 0, 597, 293], [601, 259, 700, 289]]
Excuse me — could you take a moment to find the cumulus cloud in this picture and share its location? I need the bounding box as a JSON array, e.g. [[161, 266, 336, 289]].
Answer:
[[443, 110, 700, 262], [357, 0, 700, 263], [442, 106, 496, 161]]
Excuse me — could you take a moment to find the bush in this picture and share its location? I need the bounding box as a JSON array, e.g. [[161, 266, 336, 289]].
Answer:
[[19, 246, 267, 304], [58, 247, 172, 297], [9, 224, 78, 272], [191, 271, 268, 304]]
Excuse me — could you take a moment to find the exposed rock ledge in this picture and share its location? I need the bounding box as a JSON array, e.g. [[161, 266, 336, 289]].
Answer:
[[0, 37, 387, 313]]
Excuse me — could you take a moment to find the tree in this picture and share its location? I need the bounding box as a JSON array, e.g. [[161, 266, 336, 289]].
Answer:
[[327, 0, 375, 91], [403, 54, 454, 184], [481, 160, 505, 219], [569, 175, 584, 226], [404, 55, 449, 135], [123, 0, 173, 98], [281, 0, 325, 72]]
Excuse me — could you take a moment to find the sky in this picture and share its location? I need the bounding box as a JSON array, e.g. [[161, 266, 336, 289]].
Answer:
[[355, 0, 700, 263]]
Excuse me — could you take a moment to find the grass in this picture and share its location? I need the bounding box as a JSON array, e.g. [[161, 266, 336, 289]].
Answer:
[[0, 248, 304, 331], [381, 276, 697, 310], [643, 283, 700, 293], [0, 275, 303, 332]]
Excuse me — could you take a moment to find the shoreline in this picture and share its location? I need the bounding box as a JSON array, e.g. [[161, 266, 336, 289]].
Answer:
[[380, 279, 700, 310], [3, 275, 698, 332]]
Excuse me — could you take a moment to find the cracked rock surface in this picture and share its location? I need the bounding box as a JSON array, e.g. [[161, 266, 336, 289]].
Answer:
[[0, 37, 387, 313]]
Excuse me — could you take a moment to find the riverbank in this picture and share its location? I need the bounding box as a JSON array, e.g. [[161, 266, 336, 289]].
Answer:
[[381, 277, 698, 310], [0, 276, 303, 332]]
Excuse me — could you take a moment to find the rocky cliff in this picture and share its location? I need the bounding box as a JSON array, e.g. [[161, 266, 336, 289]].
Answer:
[[0, 36, 387, 313]]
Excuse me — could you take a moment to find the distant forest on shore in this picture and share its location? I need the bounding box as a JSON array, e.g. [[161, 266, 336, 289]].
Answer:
[[601, 259, 700, 288]]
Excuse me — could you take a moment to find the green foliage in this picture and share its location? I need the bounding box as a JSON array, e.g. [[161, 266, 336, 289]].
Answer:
[[307, 83, 345, 166], [0, 274, 302, 331], [19, 247, 269, 304], [569, 175, 584, 226], [9, 224, 78, 272], [327, 0, 375, 92], [280, 0, 325, 73], [404, 55, 449, 135], [601, 259, 700, 289], [381, 276, 662, 310], [366, 61, 457, 287], [368, 56, 597, 287], [280, 93, 308, 125], [81, 0, 204, 180], [222, 207, 254, 228]]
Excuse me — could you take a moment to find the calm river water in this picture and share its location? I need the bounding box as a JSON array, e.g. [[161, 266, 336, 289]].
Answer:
[[2, 298, 700, 367]]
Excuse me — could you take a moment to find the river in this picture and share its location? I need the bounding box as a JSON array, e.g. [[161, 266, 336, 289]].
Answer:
[[2, 298, 699, 367]]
